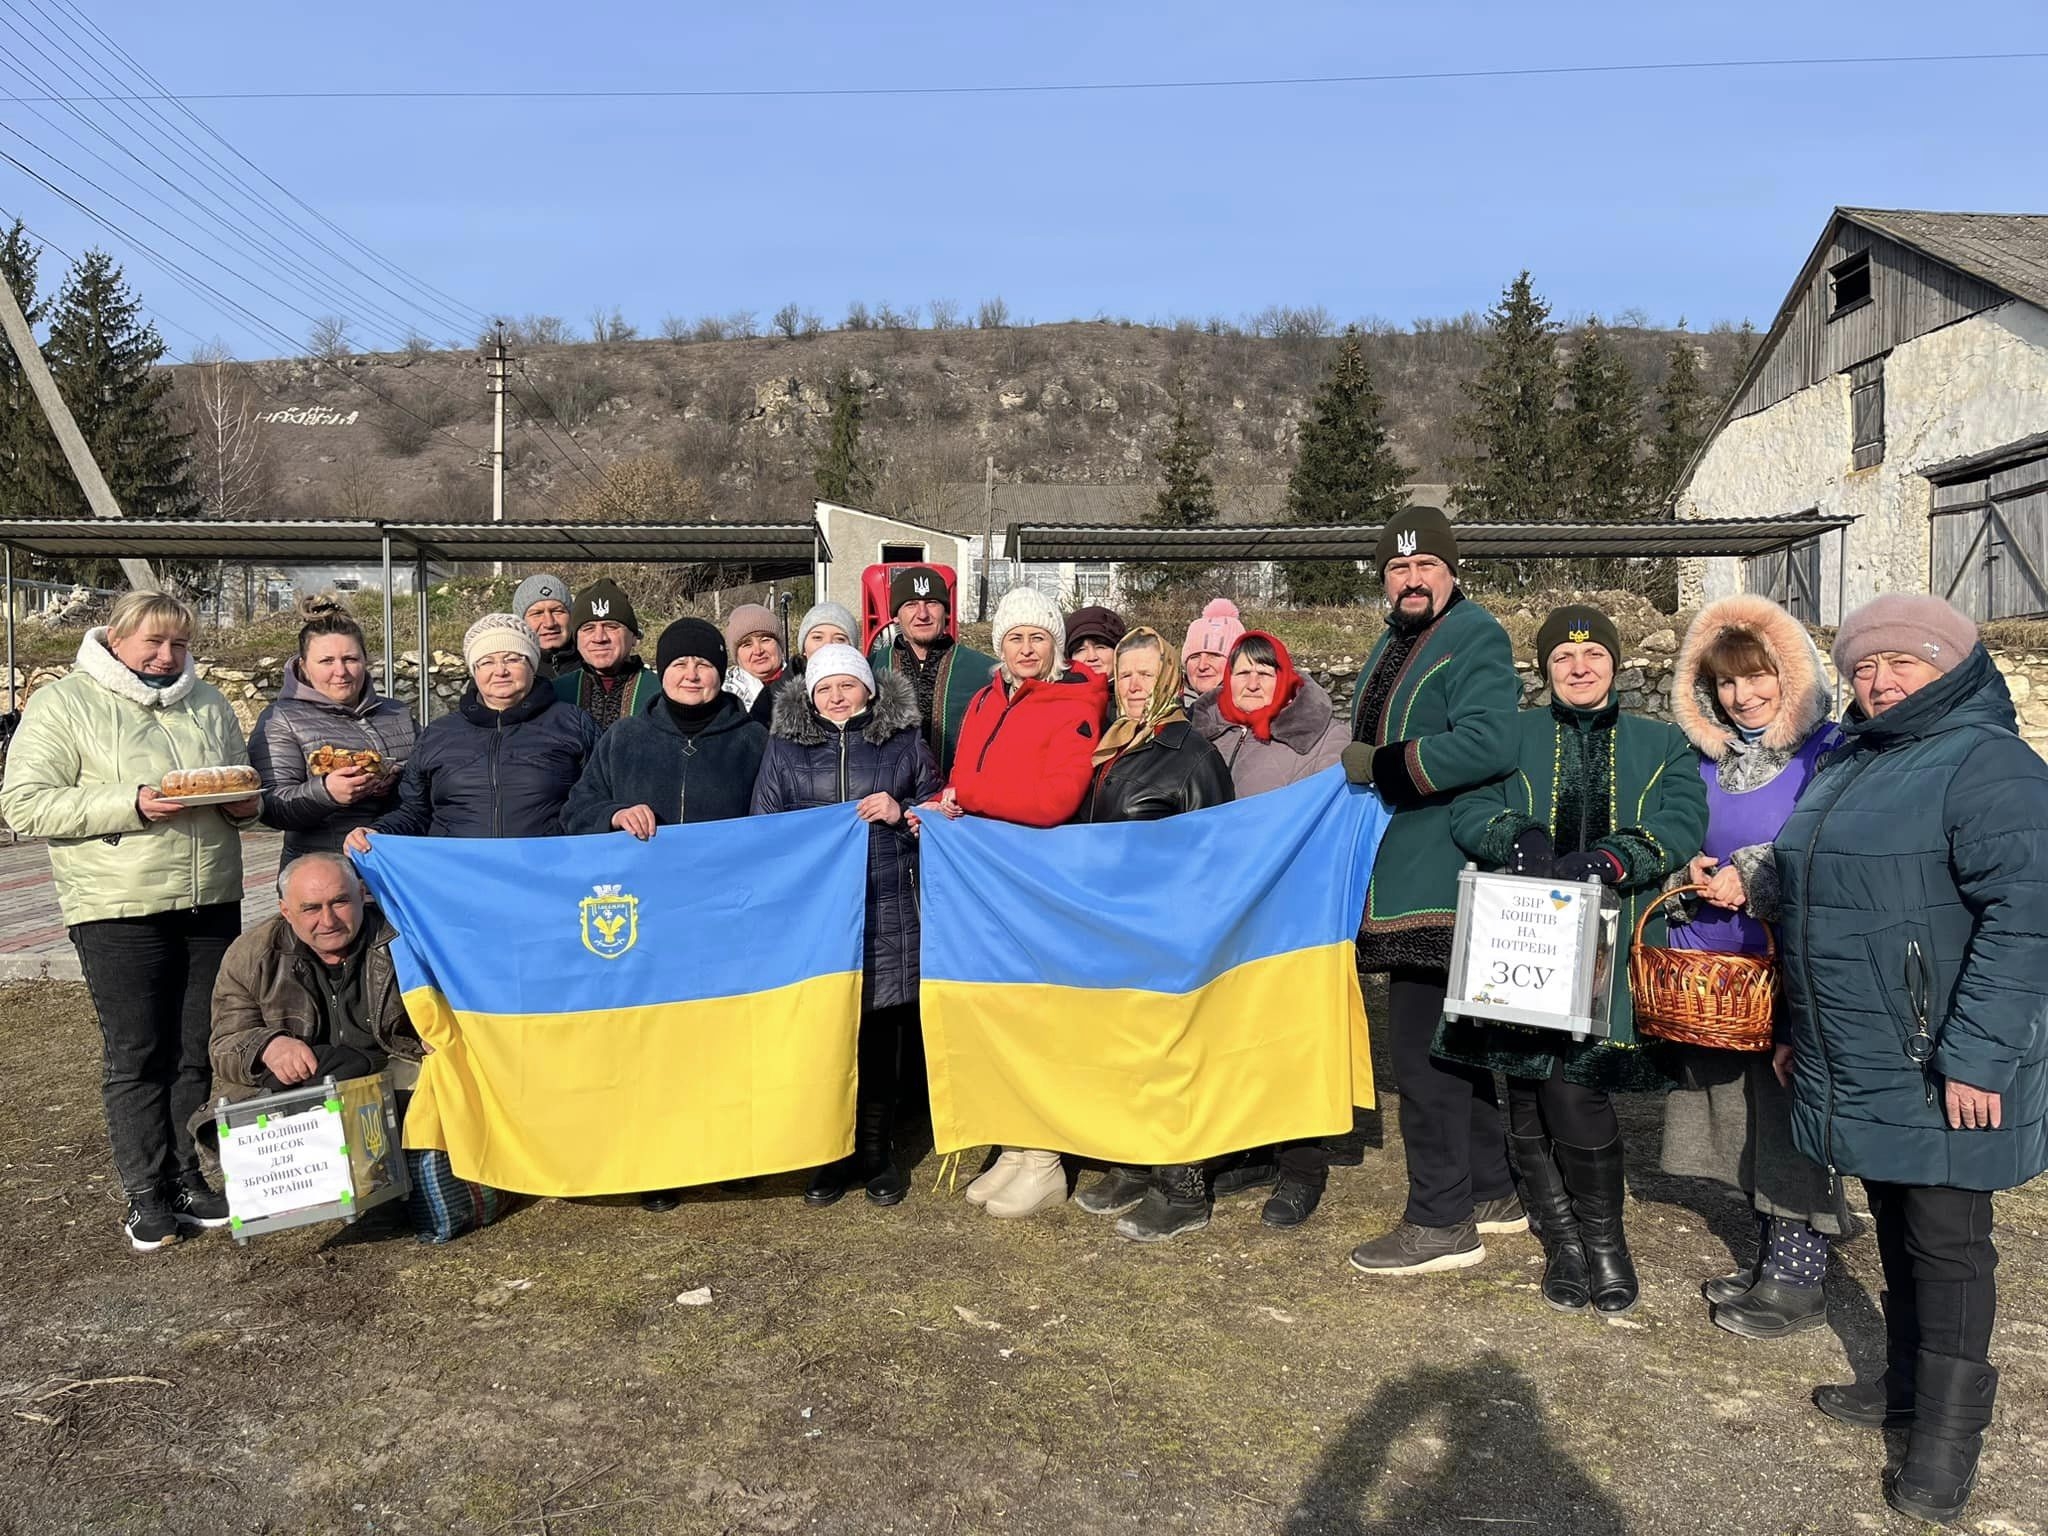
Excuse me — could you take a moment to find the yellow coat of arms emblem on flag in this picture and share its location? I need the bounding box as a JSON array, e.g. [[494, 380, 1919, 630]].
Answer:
[[580, 884, 639, 960]]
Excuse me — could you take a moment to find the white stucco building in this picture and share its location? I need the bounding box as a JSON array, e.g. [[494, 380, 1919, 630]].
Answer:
[[1678, 208, 2048, 624]]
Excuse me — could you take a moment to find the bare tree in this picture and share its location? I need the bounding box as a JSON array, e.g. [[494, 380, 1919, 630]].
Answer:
[[187, 344, 268, 518], [976, 296, 1009, 329], [307, 315, 353, 360], [773, 302, 803, 340], [522, 314, 571, 346], [799, 309, 825, 338], [927, 298, 961, 331], [660, 313, 690, 342], [588, 305, 638, 345], [692, 314, 730, 343], [726, 309, 759, 340], [332, 448, 378, 520], [844, 300, 873, 331]]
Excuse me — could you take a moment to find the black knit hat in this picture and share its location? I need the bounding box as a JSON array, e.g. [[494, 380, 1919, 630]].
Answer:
[[1373, 505, 1459, 573], [888, 565, 951, 616], [1064, 605, 1127, 656], [1534, 604, 1621, 670], [571, 577, 641, 638], [656, 617, 726, 678]]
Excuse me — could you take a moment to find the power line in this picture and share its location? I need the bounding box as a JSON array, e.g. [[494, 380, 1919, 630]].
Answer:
[[4, 0, 472, 344], [1, 49, 2044, 103], [509, 365, 623, 497], [502, 379, 608, 499], [41, 0, 489, 333], [0, 36, 427, 348]]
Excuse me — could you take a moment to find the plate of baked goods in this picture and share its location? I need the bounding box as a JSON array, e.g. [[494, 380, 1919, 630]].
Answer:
[[158, 765, 261, 805], [307, 745, 385, 775]]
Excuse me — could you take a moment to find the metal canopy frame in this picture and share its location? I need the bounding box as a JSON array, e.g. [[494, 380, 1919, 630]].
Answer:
[[0, 518, 830, 727], [1002, 513, 1855, 563]]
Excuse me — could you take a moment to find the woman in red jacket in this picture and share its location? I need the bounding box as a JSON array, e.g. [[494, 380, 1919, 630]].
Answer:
[[943, 586, 1108, 1216]]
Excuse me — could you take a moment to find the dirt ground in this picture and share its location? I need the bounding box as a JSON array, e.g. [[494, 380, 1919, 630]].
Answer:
[[1, 979, 2043, 1536]]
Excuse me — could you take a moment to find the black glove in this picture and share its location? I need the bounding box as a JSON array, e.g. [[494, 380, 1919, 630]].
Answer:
[[1554, 849, 1625, 886], [1509, 828, 1555, 876]]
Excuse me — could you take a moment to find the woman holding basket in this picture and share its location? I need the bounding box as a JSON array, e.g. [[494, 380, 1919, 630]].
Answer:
[[1441, 605, 1706, 1314], [1658, 595, 1849, 1340]]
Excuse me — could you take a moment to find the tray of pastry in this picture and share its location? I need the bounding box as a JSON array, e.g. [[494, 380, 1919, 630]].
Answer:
[[159, 765, 260, 805], [306, 745, 386, 776]]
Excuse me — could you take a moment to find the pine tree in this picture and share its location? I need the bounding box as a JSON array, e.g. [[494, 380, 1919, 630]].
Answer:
[[1557, 322, 1644, 524], [41, 249, 198, 522], [1120, 383, 1219, 603], [813, 369, 875, 506], [1649, 324, 1714, 504], [0, 219, 62, 521], [1447, 271, 1564, 525], [1281, 326, 1410, 606]]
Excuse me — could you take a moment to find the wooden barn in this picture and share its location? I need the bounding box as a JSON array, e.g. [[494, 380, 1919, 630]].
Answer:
[[1677, 207, 2048, 623]]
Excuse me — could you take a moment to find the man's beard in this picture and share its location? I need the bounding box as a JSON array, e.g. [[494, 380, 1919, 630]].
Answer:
[[1388, 589, 1441, 634]]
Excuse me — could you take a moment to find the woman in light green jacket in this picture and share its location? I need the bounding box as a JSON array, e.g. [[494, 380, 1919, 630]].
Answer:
[[0, 592, 258, 1253]]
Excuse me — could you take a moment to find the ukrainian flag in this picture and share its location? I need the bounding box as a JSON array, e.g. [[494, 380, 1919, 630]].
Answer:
[[918, 767, 1390, 1166], [354, 805, 868, 1196]]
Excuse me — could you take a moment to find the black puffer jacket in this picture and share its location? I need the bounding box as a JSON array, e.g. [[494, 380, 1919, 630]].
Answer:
[[750, 671, 939, 1010], [562, 690, 767, 833], [370, 680, 597, 840], [1076, 719, 1235, 824]]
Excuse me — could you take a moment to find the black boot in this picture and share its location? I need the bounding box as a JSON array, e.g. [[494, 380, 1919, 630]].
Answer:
[[854, 1099, 906, 1207], [1553, 1138, 1638, 1316], [804, 1159, 853, 1207], [1115, 1163, 1210, 1243], [1713, 1276, 1828, 1339], [1510, 1132, 1589, 1312], [1815, 1291, 1918, 1431], [1887, 1353, 1997, 1524], [1704, 1213, 1769, 1305]]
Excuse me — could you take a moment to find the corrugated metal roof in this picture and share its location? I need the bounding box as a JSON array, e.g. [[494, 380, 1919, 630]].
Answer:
[[919, 482, 1449, 537], [1840, 207, 2048, 312], [0, 518, 827, 572], [1005, 515, 1852, 562]]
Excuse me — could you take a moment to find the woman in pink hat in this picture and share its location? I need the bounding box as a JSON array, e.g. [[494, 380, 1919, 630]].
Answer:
[[1180, 598, 1244, 710]]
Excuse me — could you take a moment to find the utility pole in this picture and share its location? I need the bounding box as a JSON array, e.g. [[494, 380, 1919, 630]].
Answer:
[[978, 454, 996, 621], [485, 325, 508, 577], [0, 268, 157, 590]]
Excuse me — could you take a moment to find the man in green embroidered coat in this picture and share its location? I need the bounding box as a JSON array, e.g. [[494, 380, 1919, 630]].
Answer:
[[1338, 505, 1524, 1277], [1440, 603, 1707, 1316], [866, 565, 996, 782], [553, 578, 659, 730]]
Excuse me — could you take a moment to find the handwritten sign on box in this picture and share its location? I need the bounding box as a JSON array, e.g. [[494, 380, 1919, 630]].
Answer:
[[219, 1101, 353, 1221], [1454, 873, 1592, 1023]]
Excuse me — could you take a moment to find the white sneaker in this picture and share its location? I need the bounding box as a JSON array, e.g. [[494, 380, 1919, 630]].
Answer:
[[984, 1150, 1067, 1219], [964, 1148, 1025, 1207]]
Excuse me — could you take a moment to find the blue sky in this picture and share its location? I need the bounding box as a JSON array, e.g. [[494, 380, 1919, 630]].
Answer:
[[4, 1, 2046, 358]]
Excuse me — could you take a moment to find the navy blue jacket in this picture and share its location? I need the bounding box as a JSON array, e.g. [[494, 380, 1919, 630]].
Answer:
[[1776, 646, 2048, 1192], [371, 681, 596, 840], [562, 691, 767, 834], [750, 672, 939, 1011]]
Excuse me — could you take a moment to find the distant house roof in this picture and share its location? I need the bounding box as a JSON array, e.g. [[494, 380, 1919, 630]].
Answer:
[[915, 482, 1448, 540], [1839, 207, 2048, 312]]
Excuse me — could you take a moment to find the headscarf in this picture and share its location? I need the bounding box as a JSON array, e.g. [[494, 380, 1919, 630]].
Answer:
[[1216, 631, 1304, 743], [1093, 627, 1186, 767]]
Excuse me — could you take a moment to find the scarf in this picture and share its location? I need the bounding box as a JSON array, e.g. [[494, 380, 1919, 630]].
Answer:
[[1093, 628, 1187, 767], [1215, 630, 1304, 743]]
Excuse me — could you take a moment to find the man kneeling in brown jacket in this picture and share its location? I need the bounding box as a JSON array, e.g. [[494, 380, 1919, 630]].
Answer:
[[207, 852, 423, 1106]]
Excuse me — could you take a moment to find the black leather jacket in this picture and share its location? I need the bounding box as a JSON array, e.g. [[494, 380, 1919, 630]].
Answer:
[[1075, 719, 1235, 824]]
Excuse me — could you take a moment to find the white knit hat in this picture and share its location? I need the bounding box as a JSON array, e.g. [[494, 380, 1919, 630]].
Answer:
[[804, 642, 875, 700], [797, 600, 860, 652], [992, 586, 1066, 658], [463, 612, 541, 673]]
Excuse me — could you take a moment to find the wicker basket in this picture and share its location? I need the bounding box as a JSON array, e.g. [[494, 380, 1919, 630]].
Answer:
[[1629, 885, 1776, 1052]]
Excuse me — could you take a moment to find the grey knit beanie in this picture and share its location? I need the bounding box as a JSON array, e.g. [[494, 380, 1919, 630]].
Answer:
[[513, 573, 569, 621]]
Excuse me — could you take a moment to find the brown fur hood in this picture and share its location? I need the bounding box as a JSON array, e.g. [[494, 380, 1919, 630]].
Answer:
[[1672, 593, 1832, 760]]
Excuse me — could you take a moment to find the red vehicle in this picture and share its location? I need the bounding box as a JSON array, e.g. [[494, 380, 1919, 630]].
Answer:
[[859, 561, 959, 651]]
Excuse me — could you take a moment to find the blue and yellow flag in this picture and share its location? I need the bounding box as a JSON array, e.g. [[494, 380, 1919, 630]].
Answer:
[[917, 768, 1390, 1166], [355, 806, 868, 1196]]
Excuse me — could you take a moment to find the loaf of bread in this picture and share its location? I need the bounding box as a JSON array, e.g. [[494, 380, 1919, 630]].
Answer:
[[307, 745, 384, 776], [161, 765, 260, 798]]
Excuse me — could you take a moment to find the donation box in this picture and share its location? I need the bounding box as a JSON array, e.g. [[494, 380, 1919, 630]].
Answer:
[[213, 1072, 409, 1243], [1442, 866, 1620, 1039]]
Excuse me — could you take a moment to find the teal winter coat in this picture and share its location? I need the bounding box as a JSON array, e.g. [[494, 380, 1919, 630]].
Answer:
[[1774, 646, 2048, 1192]]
